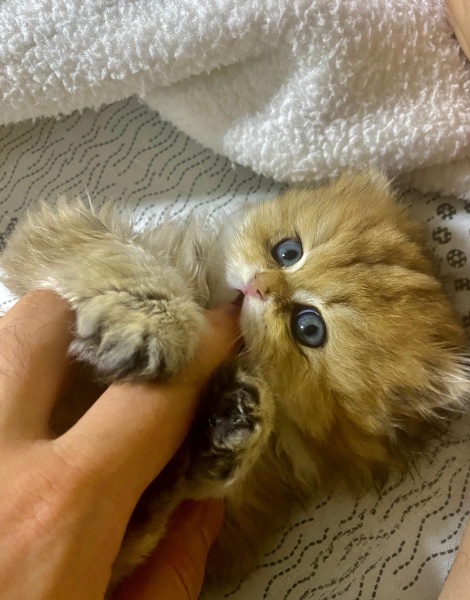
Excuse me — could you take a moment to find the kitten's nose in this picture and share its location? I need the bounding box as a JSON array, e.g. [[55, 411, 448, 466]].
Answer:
[[243, 272, 281, 300]]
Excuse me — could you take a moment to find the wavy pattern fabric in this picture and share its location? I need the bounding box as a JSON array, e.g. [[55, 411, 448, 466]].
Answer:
[[0, 99, 469, 599], [0, 97, 283, 311], [206, 416, 470, 600]]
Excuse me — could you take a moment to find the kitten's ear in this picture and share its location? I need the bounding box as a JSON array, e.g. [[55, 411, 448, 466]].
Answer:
[[363, 170, 392, 193], [334, 170, 393, 198]]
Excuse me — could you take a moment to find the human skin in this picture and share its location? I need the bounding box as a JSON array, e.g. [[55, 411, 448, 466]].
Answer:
[[447, 0, 470, 60], [0, 290, 239, 600], [438, 516, 470, 600], [113, 499, 224, 600]]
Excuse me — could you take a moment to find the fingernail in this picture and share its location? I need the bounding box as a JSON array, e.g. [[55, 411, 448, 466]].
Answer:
[[199, 499, 224, 548]]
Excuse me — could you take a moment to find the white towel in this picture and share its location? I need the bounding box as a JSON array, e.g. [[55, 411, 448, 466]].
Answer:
[[2, 0, 470, 194]]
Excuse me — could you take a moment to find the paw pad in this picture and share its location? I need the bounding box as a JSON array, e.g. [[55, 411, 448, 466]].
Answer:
[[70, 290, 203, 381]]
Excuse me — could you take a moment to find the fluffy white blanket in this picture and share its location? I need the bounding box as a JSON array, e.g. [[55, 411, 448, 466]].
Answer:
[[2, 0, 470, 194]]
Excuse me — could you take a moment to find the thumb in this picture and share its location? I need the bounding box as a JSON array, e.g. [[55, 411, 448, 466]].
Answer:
[[113, 499, 224, 600], [57, 303, 240, 509]]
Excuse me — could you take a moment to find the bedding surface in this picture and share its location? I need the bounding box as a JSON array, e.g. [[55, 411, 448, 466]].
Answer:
[[0, 99, 469, 599], [2, 0, 470, 197]]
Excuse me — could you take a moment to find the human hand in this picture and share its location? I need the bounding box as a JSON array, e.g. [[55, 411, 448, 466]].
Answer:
[[113, 499, 224, 600], [438, 516, 470, 600], [0, 290, 239, 600], [447, 0, 470, 60]]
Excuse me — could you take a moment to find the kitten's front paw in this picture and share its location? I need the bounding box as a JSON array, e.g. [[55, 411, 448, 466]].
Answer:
[[188, 365, 268, 487], [70, 290, 204, 381]]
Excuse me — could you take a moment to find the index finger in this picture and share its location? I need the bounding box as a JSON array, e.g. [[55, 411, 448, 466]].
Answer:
[[0, 291, 73, 440], [57, 305, 240, 509]]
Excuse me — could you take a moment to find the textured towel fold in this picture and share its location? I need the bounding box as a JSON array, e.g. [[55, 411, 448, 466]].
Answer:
[[2, 0, 470, 195]]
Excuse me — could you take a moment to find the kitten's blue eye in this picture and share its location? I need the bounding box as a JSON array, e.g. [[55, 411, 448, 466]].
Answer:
[[291, 306, 326, 348], [271, 238, 302, 267]]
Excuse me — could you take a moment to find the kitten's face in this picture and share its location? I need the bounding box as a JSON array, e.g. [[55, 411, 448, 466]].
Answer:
[[224, 173, 468, 487]]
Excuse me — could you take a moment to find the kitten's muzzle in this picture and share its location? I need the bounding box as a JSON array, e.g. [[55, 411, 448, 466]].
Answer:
[[242, 271, 285, 301]]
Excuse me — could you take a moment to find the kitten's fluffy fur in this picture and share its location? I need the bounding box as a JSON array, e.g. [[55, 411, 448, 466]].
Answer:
[[1, 173, 468, 591]]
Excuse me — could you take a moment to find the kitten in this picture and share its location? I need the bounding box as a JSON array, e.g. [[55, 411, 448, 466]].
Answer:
[[1, 172, 468, 592]]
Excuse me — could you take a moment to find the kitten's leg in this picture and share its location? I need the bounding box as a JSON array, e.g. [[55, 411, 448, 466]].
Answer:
[[110, 363, 275, 590], [204, 470, 297, 589], [0, 201, 204, 381], [183, 363, 296, 588], [108, 472, 187, 591], [185, 361, 274, 497]]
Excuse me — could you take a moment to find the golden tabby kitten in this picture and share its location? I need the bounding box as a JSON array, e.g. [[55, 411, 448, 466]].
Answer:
[[0, 172, 468, 592]]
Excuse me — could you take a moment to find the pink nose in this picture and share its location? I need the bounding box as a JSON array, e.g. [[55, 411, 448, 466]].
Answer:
[[242, 271, 284, 301], [243, 276, 267, 300]]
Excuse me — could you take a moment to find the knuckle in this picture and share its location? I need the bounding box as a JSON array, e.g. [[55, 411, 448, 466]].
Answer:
[[163, 546, 203, 600]]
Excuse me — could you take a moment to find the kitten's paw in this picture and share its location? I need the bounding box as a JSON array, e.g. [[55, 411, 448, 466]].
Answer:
[[188, 365, 267, 486], [204, 381, 261, 480], [70, 290, 204, 381]]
